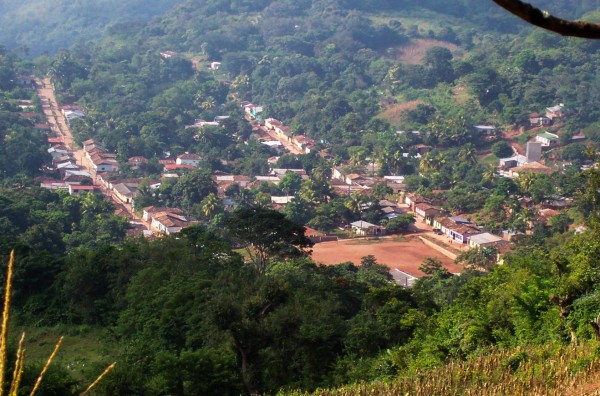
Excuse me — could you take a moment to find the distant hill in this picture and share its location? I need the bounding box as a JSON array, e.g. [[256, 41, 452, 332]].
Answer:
[[1, 0, 597, 56], [0, 0, 186, 56]]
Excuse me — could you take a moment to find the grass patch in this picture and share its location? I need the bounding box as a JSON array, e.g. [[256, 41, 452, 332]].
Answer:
[[480, 153, 499, 165], [12, 326, 118, 382]]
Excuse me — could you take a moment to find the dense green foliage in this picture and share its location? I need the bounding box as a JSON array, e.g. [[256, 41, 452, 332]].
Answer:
[[2, 0, 600, 394], [0, 0, 186, 56], [2, 181, 600, 395]]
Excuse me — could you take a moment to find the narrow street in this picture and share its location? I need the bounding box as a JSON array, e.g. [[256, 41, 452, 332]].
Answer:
[[243, 115, 304, 155], [36, 78, 151, 232]]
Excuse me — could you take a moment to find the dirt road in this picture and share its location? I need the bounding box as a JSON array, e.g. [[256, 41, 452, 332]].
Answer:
[[36, 78, 150, 232]]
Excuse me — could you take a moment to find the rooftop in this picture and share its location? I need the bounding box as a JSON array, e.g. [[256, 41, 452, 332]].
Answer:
[[470, 232, 504, 245]]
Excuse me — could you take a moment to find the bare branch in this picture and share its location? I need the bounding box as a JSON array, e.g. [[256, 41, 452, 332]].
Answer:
[[493, 0, 600, 39]]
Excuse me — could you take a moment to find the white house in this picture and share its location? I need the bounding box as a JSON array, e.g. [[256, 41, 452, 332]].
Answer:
[[474, 125, 496, 136], [468, 232, 504, 248], [151, 212, 191, 235], [351, 220, 385, 236], [176, 153, 203, 167], [536, 132, 559, 147], [546, 104, 565, 120], [264, 118, 283, 130]]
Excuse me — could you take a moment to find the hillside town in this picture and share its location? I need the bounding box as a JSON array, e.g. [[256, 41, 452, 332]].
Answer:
[[27, 66, 588, 284]]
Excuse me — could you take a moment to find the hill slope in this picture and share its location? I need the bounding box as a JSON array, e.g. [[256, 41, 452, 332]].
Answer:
[[0, 0, 186, 55], [284, 343, 600, 396]]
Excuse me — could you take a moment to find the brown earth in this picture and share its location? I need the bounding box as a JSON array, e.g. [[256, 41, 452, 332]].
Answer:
[[395, 39, 459, 64], [311, 236, 463, 276], [378, 99, 425, 126]]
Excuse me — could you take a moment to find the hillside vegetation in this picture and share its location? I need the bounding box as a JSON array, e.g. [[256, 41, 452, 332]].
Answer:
[[285, 343, 600, 396], [0, 0, 185, 55], [2, 0, 600, 395]]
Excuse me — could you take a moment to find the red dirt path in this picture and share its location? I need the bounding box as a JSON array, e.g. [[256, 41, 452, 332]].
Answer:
[[311, 236, 463, 276]]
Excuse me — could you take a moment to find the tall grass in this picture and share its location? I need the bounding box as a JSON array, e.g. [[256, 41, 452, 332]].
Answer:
[[283, 343, 600, 396], [0, 251, 116, 395]]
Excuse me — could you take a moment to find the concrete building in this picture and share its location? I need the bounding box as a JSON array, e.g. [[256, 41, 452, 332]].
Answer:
[[526, 141, 542, 163]]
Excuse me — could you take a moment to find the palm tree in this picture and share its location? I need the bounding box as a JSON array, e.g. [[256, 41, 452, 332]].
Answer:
[[482, 164, 498, 183], [231, 74, 250, 90], [517, 172, 536, 194], [419, 152, 445, 174], [299, 180, 320, 205], [311, 160, 332, 182], [200, 193, 220, 219], [344, 192, 365, 217], [458, 143, 478, 164], [200, 96, 216, 110]]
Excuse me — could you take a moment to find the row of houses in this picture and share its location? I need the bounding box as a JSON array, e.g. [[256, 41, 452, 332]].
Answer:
[[405, 193, 511, 250], [42, 130, 97, 194], [262, 118, 317, 154], [83, 139, 119, 172]]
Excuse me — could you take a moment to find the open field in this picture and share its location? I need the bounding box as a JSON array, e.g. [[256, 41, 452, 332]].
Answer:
[[12, 326, 117, 382], [312, 236, 462, 276], [378, 99, 425, 126], [395, 38, 459, 64]]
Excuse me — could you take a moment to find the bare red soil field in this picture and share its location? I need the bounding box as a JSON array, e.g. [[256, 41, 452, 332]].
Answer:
[[378, 99, 425, 126], [311, 236, 463, 276], [395, 38, 459, 64]]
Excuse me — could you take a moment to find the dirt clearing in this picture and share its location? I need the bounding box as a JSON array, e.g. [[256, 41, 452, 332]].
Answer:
[[394, 39, 459, 64], [312, 236, 463, 276], [378, 99, 425, 126]]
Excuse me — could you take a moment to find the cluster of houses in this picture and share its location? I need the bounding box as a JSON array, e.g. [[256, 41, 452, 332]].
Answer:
[[83, 139, 119, 173], [405, 193, 512, 251], [159, 50, 221, 72], [185, 115, 230, 130], [498, 141, 552, 177], [261, 117, 317, 154], [527, 104, 565, 128], [330, 167, 407, 196]]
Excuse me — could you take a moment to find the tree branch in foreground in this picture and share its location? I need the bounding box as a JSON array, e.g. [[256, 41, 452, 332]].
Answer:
[[493, 0, 600, 39]]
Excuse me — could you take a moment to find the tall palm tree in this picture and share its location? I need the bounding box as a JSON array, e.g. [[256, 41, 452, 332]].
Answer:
[[420, 152, 445, 174], [201, 193, 220, 219], [482, 164, 498, 183], [344, 192, 365, 217], [458, 143, 478, 164], [517, 172, 536, 194], [299, 180, 320, 205], [200, 96, 216, 110]]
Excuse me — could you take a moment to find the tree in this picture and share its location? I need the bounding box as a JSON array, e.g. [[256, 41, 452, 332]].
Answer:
[[419, 257, 448, 276], [171, 169, 217, 214], [424, 46, 454, 84], [458, 143, 477, 165], [491, 141, 513, 158], [371, 182, 393, 199], [385, 214, 415, 234], [226, 207, 314, 274], [200, 193, 221, 220], [279, 172, 303, 195], [455, 247, 499, 271]]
